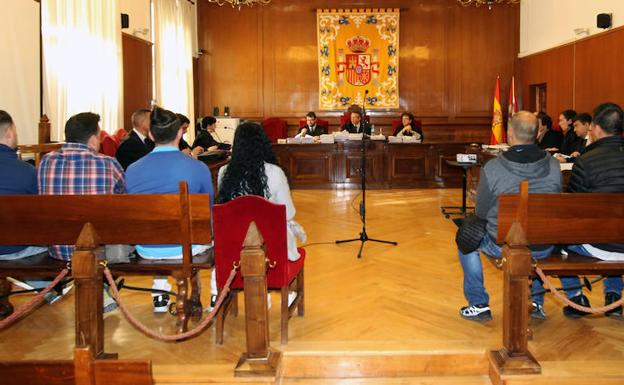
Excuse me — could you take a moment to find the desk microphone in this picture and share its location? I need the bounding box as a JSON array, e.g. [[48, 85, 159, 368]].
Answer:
[[365, 89, 369, 95]]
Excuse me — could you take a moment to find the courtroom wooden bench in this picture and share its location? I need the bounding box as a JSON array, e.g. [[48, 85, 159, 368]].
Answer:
[[0, 182, 212, 358], [488, 180, 624, 382]]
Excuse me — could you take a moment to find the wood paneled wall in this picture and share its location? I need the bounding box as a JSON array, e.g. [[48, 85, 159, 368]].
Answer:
[[122, 33, 153, 131], [518, 25, 624, 123], [197, 0, 519, 141]]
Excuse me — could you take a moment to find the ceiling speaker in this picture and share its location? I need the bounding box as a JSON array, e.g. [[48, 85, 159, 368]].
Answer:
[[597, 13, 612, 29]]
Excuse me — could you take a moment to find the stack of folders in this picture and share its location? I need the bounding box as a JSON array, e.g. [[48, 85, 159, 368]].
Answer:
[[319, 134, 334, 144]]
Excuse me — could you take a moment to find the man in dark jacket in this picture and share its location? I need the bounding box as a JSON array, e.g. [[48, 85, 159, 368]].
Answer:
[[564, 102, 624, 318], [458, 111, 577, 322], [115, 109, 154, 170]]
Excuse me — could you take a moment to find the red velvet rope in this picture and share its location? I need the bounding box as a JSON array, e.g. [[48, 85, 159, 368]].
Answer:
[[103, 265, 238, 341]]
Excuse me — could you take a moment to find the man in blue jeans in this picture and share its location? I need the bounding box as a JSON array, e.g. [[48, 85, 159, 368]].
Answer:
[[458, 111, 578, 322], [563, 102, 624, 318]]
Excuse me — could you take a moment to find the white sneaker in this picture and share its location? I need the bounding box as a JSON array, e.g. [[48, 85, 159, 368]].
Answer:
[[288, 291, 297, 307], [152, 294, 170, 313]]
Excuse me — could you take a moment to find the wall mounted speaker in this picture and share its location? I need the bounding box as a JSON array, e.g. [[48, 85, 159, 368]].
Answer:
[[224, 106, 230, 116], [213, 106, 219, 116], [121, 13, 129, 29], [597, 13, 612, 29]]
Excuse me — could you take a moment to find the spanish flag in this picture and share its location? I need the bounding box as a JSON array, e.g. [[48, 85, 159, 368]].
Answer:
[[490, 77, 505, 144]]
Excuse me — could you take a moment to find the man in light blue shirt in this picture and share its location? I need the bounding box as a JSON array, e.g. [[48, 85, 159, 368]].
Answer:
[[125, 107, 214, 312]]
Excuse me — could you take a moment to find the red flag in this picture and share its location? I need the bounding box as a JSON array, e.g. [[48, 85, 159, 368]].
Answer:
[[490, 77, 505, 144], [507, 76, 518, 130]]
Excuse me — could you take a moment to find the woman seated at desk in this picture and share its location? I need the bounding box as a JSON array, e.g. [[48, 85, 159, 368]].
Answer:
[[393, 112, 423, 140], [192, 116, 231, 152]]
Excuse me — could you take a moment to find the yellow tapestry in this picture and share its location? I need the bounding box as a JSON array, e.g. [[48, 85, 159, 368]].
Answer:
[[317, 8, 399, 110]]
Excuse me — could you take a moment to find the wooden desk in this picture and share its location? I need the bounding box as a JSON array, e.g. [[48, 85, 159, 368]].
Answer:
[[272, 141, 474, 189]]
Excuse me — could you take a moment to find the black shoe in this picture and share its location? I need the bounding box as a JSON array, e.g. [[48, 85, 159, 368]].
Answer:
[[605, 292, 623, 318], [563, 294, 591, 318], [460, 304, 492, 322]]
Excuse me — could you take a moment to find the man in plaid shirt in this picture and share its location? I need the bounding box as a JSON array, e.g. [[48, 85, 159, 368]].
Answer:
[[38, 112, 125, 261]]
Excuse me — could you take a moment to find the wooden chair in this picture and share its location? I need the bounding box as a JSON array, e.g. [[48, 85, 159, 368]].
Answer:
[[17, 143, 63, 167], [261, 118, 288, 143], [212, 195, 305, 345]]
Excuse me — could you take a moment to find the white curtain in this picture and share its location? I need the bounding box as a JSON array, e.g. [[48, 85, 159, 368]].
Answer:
[[153, 0, 195, 142], [42, 0, 123, 141]]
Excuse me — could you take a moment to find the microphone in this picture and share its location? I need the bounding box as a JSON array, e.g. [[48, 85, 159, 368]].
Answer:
[[365, 89, 369, 95]]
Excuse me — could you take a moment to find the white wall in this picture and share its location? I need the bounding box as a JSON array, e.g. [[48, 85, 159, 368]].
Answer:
[[120, 0, 152, 41], [520, 0, 624, 57], [0, 0, 40, 145]]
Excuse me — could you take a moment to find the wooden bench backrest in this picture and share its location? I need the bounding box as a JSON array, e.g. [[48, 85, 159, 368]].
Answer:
[[0, 184, 211, 246], [497, 181, 624, 245]]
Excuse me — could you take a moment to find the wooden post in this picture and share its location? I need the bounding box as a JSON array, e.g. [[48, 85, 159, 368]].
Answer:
[[72, 223, 116, 359], [235, 222, 281, 377], [74, 347, 95, 385], [489, 182, 540, 383], [38, 115, 51, 144]]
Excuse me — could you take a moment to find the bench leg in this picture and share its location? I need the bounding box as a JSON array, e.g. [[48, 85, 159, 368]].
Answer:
[[0, 277, 14, 319], [489, 245, 540, 382], [297, 269, 304, 317], [281, 286, 288, 345], [172, 272, 189, 334], [215, 291, 234, 345], [189, 270, 203, 322]]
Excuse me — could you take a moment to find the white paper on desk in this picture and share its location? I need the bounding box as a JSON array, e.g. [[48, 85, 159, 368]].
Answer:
[[401, 136, 421, 143], [319, 134, 334, 144], [334, 132, 349, 141], [286, 137, 301, 144], [388, 136, 401, 143], [560, 163, 573, 171], [348, 133, 363, 141], [370, 134, 386, 141], [582, 244, 624, 261], [300, 136, 315, 144]]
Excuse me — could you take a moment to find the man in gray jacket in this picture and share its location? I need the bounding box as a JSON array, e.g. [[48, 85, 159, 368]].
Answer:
[[458, 111, 577, 322]]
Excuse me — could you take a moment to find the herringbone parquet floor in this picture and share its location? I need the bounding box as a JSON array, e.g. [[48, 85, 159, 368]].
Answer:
[[1, 189, 623, 381]]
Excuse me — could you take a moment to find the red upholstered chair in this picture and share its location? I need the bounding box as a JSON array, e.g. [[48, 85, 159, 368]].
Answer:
[[261, 117, 288, 143], [212, 195, 305, 345], [99, 130, 119, 157], [339, 112, 369, 128], [113, 128, 128, 143], [391, 119, 423, 136]]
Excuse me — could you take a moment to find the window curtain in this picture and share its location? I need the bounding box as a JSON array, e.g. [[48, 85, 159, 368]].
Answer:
[[153, 0, 195, 143], [41, 0, 123, 141]]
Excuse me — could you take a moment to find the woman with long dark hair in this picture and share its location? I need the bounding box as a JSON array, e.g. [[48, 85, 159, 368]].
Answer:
[[218, 122, 305, 260]]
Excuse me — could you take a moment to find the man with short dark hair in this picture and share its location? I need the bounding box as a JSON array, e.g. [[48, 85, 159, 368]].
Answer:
[[126, 107, 214, 312], [0, 110, 46, 259], [564, 102, 624, 318], [457, 111, 577, 322], [297, 111, 326, 138], [38, 112, 125, 261], [116, 109, 154, 170], [556, 113, 591, 162]]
